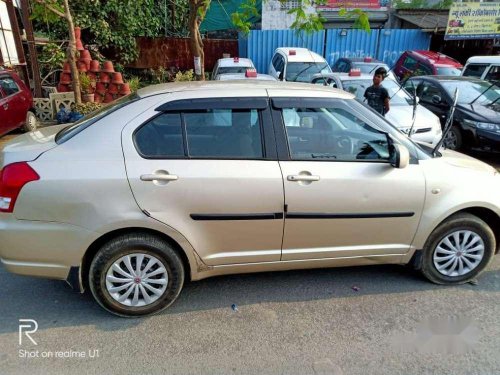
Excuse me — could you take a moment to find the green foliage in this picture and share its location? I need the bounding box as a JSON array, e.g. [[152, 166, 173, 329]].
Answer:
[[174, 69, 195, 82], [38, 42, 66, 76], [79, 72, 91, 92], [127, 76, 141, 92], [432, 0, 453, 10], [231, 0, 259, 35], [75, 102, 102, 115], [148, 66, 169, 83], [33, 0, 164, 63]]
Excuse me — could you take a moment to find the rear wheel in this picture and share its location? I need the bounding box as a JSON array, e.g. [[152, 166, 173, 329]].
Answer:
[[89, 233, 184, 317], [421, 213, 495, 284], [22, 111, 38, 132]]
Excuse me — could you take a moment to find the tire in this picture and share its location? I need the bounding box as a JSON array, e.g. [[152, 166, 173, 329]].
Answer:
[[443, 126, 462, 151], [421, 213, 495, 285], [89, 233, 184, 317], [22, 111, 38, 132]]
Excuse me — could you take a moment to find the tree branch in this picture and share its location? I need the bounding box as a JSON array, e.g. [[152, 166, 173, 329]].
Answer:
[[34, 0, 67, 19]]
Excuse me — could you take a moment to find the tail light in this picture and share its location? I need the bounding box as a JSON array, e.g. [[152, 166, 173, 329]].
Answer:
[[0, 162, 39, 213]]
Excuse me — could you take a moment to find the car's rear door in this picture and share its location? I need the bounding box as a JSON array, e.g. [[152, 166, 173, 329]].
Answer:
[[122, 91, 285, 266], [269, 92, 425, 261], [0, 86, 12, 136]]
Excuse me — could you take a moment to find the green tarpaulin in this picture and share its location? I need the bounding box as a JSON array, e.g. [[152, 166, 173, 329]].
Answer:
[[200, 0, 262, 32]]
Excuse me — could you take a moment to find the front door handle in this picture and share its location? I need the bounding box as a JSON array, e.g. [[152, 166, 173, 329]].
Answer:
[[2, 103, 8, 110], [287, 175, 320, 182], [140, 173, 178, 182]]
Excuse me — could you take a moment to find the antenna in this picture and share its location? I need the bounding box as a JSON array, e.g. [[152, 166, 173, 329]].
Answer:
[[432, 88, 459, 156]]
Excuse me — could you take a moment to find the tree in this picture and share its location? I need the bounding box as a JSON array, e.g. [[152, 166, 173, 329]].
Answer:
[[34, 0, 81, 104], [190, 0, 370, 80]]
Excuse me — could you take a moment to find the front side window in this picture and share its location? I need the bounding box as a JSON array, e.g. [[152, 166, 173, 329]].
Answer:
[[418, 82, 444, 103], [0, 76, 19, 96], [184, 109, 263, 158], [403, 56, 418, 71], [282, 106, 390, 161], [463, 64, 488, 78], [484, 65, 500, 82]]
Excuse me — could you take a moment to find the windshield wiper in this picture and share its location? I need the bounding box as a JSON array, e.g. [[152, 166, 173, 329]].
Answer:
[[470, 82, 496, 105]]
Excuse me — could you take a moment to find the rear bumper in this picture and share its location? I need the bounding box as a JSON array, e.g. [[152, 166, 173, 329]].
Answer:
[[0, 215, 95, 280]]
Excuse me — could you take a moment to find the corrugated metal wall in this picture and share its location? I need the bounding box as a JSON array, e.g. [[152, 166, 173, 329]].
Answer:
[[239, 29, 431, 72], [376, 30, 432, 67], [325, 29, 380, 67], [241, 30, 325, 73]]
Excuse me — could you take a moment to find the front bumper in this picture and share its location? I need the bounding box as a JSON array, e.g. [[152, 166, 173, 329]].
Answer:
[[475, 129, 500, 152], [0, 215, 95, 280]]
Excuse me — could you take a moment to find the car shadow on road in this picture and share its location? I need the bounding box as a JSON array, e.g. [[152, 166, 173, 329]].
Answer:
[[0, 262, 498, 335]]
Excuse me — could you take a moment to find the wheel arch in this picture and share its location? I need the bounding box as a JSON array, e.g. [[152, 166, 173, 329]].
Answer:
[[80, 227, 194, 292]]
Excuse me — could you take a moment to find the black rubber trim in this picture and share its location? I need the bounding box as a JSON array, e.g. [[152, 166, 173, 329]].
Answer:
[[191, 213, 284, 221], [285, 212, 415, 219], [156, 97, 269, 111]]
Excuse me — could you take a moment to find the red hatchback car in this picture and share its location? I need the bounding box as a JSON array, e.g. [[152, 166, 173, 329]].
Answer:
[[0, 69, 38, 137], [394, 50, 463, 81]]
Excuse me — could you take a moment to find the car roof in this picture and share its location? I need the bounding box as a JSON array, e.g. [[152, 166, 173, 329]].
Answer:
[[216, 58, 254, 67], [406, 50, 463, 67], [342, 58, 385, 64], [275, 47, 327, 63], [408, 75, 486, 83], [137, 80, 353, 99], [216, 73, 277, 81], [465, 56, 500, 64]]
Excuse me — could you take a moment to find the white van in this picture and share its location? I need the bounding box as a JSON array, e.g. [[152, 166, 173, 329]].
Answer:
[[268, 47, 331, 82], [462, 56, 500, 82]]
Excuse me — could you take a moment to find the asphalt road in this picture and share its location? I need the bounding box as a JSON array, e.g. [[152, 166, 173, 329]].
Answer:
[[0, 130, 499, 375], [0, 258, 499, 375]]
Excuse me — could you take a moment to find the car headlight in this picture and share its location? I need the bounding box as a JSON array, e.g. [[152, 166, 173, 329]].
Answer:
[[463, 119, 500, 133]]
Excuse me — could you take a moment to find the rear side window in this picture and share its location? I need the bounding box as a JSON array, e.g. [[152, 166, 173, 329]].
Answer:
[[0, 76, 19, 96], [463, 64, 488, 78], [485, 65, 500, 82], [184, 109, 263, 158], [134, 107, 265, 159], [135, 113, 184, 158]]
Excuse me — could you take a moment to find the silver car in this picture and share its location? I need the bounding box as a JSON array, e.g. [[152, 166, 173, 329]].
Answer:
[[0, 81, 499, 317]]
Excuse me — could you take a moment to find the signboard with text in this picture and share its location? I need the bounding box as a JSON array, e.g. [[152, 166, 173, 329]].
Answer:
[[317, 0, 388, 11], [445, 2, 500, 40]]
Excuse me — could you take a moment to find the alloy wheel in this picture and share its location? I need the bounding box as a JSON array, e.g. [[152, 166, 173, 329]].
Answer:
[[433, 230, 485, 277]]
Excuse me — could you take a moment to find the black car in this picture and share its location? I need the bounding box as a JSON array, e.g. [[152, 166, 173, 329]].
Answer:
[[331, 57, 395, 79], [403, 76, 500, 152]]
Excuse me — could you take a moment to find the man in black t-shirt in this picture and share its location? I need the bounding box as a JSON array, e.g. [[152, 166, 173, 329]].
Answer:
[[364, 67, 390, 116]]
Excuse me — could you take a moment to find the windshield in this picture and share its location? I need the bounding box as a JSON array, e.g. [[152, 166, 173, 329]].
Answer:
[[55, 93, 139, 144], [436, 67, 461, 76], [342, 79, 413, 105], [286, 62, 331, 82], [217, 66, 252, 75], [442, 80, 500, 105]]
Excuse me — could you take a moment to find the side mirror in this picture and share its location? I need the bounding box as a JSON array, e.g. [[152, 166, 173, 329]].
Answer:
[[431, 95, 442, 105], [389, 143, 410, 169]]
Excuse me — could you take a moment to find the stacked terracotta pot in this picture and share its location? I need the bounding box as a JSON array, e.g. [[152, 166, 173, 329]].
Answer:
[[56, 27, 132, 103]]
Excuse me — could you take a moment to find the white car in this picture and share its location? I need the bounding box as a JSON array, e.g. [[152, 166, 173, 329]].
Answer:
[[215, 71, 277, 81], [462, 56, 500, 82], [268, 47, 332, 82], [211, 57, 255, 80], [311, 72, 442, 145]]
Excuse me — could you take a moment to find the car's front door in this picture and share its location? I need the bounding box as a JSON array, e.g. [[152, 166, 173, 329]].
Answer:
[[270, 96, 425, 261], [122, 94, 285, 266], [0, 74, 24, 132]]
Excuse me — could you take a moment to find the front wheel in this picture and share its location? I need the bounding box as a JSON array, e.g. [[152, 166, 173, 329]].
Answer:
[[89, 233, 185, 317], [421, 213, 495, 285], [22, 111, 38, 132], [443, 126, 462, 151]]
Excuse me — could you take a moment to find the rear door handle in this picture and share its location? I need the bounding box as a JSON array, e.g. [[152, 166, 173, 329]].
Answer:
[[287, 175, 320, 182], [140, 173, 178, 182]]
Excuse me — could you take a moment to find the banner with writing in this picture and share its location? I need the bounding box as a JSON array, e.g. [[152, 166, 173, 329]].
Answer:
[[445, 1, 500, 40]]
